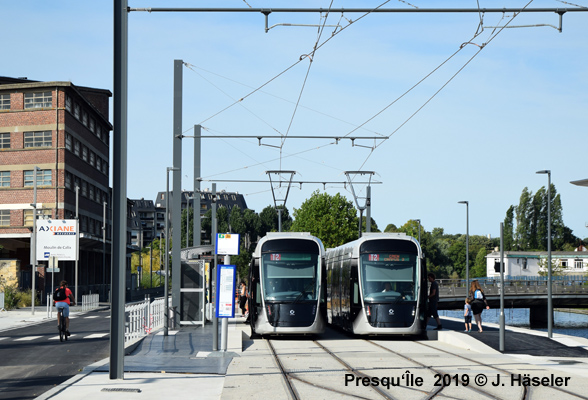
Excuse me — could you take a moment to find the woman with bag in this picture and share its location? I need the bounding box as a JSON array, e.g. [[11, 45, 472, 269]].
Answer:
[[469, 280, 490, 332]]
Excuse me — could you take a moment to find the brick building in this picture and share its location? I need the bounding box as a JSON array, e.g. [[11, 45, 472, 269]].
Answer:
[[0, 77, 112, 299]]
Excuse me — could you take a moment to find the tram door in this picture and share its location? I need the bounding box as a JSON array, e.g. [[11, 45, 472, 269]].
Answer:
[[180, 260, 206, 326]]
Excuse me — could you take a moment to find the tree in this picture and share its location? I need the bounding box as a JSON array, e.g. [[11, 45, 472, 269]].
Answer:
[[471, 247, 488, 278], [537, 258, 566, 277], [290, 190, 358, 248], [384, 223, 398, 232], [361, 216, 380, 232], [515, 187, 534, 250], [229, 206, 247, 235], [503, 205, 515, 251]]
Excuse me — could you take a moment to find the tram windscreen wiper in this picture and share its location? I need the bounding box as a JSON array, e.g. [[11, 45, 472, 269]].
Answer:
[[292, 279, 316, 304]]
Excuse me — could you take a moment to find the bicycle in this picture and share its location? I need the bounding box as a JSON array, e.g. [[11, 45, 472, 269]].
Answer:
[[57, 306, 68, 342]]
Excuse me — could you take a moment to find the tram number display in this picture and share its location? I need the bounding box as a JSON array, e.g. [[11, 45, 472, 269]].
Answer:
[[368, 254, 411, 262], [270, 254, 281, 261]]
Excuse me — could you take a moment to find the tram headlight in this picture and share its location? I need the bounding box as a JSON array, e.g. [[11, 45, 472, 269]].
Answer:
[[411, 306, 416, 316], [365, 306, 371, 316]]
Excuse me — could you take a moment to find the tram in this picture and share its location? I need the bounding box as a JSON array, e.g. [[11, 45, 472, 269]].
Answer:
[[326, 233, 426, 335], [248, 232, 326, 336]]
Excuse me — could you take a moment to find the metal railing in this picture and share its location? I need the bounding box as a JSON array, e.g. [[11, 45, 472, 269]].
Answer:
[[81, 293, 99, 311], [438, 279, 588, 298], [124, 296, 170, 346]]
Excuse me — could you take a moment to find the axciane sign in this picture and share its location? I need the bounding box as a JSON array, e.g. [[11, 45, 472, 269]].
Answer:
[[36, 219, 78, 261]]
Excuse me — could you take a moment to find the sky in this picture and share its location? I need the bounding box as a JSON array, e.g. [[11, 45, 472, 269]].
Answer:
[[4, 1, 588, 239]]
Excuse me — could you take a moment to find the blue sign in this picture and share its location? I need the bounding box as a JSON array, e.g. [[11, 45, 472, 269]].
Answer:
[[215, 264, 236, 318]]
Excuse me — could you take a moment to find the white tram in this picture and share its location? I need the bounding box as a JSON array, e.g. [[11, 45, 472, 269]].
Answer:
[[326, 233, 426, 335], [248, 232, 326, 336]]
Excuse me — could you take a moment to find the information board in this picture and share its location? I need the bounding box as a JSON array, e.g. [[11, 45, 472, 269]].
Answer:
[[215, 264, 236, 318], [36, 219, 78, 261], [216, 233, 240, 256]]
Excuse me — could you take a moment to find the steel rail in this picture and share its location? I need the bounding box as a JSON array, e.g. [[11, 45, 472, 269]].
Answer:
[[414, 340, 588, 400], [364, 339, 527, 400]]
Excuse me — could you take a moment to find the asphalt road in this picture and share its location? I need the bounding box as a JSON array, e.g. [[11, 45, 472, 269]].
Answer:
[[0, 309, 111, 400]]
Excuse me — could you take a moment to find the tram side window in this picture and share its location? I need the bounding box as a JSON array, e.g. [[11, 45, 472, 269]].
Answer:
[[353, 282, 359, 305]]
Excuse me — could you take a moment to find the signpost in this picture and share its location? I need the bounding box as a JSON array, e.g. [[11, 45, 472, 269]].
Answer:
[[49, 256, 58, 318], [215, 233, 240, 352]]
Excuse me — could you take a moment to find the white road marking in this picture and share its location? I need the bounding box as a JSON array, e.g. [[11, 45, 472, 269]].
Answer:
[[84, 316, 99, 319], [85, 333, 108, 339], [15, 336, 42, 341]]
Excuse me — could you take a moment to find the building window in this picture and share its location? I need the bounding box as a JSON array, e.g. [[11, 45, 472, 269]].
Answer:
[[24, 209, 52, 226], [24, 169, 52, 186], [89, 184, 95, 201], [96, 125, 102, 140], [102, 161, 107, 175], [65, 133, 73, 151], [65, 94, 72, 112], [81, 181, 88, 197], [575, 259, 583, 269], [0, 210, 9, 226], [0, 171, 10, 187], [561, 260, 568, 268], [96, 157, 102, 172], [82, 111, 88, 127], [0, 94, 10, 110], [24, 91, 52, 109], [82, 145, 88, 162], [89, 151, 95, 167], [522, 259, 528, 270], [89, 118, 95, 133], [74, 140, 80, 156], [65, 172, 72, 189], [74, 103, 80, 120], [24, 131, 52, 148], [0, 133, 9, 149]]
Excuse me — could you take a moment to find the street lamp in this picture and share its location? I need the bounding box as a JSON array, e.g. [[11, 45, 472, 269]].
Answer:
[[414, 219, 421, 243], [30, 166, 40, 315], [537, 169, 553, 338], [458, 201, 469, 291]]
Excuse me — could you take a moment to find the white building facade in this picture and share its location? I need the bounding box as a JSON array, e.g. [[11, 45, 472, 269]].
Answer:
[[486, 249, 588, 279]]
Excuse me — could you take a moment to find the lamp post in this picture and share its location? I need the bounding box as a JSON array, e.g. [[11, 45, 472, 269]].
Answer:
[[415, 219, 421, 243], [537, 169, 553, 338], [145, 246, 152, 288], [30, 166, 40, 315], [458, 201, 469, 291]]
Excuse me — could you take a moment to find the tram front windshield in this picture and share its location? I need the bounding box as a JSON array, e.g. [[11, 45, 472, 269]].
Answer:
[[361, 253, 417, 303], [262, 253, 319, 302]]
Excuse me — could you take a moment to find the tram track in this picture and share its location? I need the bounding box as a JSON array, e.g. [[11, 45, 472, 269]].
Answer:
[[264, 334, 588, 400], [415, 340, 588, 400], [266, 338, 397, 400], [365, 338, 588, 400]]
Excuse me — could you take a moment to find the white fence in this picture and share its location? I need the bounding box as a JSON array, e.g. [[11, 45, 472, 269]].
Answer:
[[124, 296, 170, 346], [82, 293, 99, 311]]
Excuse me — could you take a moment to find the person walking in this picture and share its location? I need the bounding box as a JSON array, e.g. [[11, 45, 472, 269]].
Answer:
[[469, 280, 490, 332], [464, 298, 472, 332], [425, 273, 442, 330], [238, 281, 247, 317]]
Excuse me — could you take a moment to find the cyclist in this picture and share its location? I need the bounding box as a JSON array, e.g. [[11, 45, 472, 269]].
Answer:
[[54, 280, 75, 336]]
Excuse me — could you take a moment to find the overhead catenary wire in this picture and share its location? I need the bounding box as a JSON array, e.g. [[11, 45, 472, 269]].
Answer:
[[354, 0, 537, 171]]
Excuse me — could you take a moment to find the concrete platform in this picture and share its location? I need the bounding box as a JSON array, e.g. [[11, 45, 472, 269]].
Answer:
[[14, 314, 587, 400]]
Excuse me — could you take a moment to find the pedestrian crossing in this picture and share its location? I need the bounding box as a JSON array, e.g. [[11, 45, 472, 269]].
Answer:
[[1, 332, 109, 342]]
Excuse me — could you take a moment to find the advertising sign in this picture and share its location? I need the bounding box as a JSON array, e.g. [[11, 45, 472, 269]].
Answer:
[[215, 264, 236, 318], [36, 219, 78, 261], [216, 233, 240, 256]]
